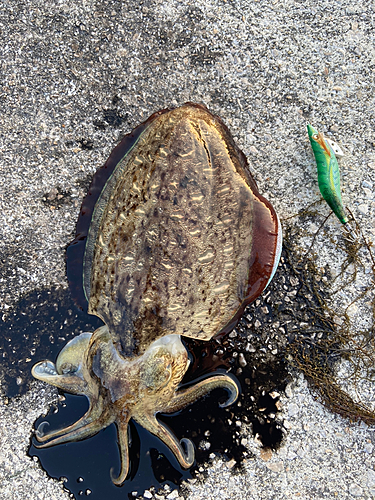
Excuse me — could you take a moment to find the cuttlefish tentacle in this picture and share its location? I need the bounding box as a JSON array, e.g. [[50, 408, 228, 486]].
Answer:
[[35, 397, 107, 443], [133, 413, 194, 469], [111, 412, 131, 486], [164, 373, 239, 413], [34, 411, 115, 448]]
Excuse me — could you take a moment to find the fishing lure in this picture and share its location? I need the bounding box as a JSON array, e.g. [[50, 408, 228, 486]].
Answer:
[[307, 123, 350, 227]]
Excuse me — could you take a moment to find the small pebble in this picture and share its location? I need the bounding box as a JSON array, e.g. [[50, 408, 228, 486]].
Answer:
[[285, 384, 293, 398], [266, 462, 284, 473], [238, 352, 247, 367], [348, 483, 363, 497], [166, 490, 179, 500], [357, 203, 369, 215], [226, 459, 236, 469], [364, 443, 373, 454], [362, 180, 373, 189], [288, 403, 299, 417]]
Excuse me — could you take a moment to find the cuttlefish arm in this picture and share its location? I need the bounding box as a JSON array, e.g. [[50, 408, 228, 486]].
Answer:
[[32, 328, 239, 485], [32, 328, 115, 445], [134, 413, 195, 469], [111, 410, 131, 486], [131, 371, 239, 472], [164, 373, 239, 413]]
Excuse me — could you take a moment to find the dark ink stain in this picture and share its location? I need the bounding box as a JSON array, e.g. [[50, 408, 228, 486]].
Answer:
[[0, 287, 103, 398], [29, 396, 191, 499], [93, 106, 127, 130], [191, 46, 222, 66], [75, 174, 95, 194], [103, 109, 124, 127], [25, 247, 296, 499], [78, 138, 94, 150], [112, 95, 122, 106], [41, 187, 72, 208], [93, 119, 106, 130], [8, 227, 357, 498]]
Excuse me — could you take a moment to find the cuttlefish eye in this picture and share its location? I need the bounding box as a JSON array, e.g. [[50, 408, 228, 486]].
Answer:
[[142, 356, 173, 391]]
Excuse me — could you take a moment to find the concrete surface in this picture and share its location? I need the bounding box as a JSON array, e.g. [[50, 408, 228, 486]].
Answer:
[[1, 0, 375, 499]]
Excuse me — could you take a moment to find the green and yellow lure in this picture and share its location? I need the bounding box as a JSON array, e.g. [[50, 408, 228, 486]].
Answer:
[[307, 123, 349, 226]]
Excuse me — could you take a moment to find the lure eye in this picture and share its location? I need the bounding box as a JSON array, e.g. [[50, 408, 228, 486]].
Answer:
[[312, 133, 319, 140]]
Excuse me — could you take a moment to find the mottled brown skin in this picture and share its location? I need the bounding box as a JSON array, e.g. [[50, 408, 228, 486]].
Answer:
[[32, 104, 281, 485]]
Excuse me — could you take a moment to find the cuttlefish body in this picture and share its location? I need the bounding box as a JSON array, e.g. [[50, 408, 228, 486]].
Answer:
[[32, 103, 282, 485]]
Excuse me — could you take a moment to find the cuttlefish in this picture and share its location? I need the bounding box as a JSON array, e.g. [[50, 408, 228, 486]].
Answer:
[[32, 103, 282, 485]]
